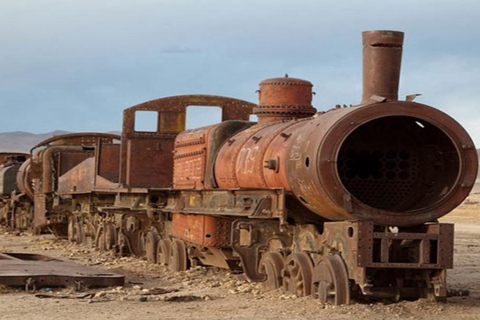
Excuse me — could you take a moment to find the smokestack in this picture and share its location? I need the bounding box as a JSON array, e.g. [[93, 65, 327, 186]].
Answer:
[[362, 30, 404, 104]]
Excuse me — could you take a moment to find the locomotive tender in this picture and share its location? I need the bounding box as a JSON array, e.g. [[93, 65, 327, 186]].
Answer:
[[0, 30, 477, 305]]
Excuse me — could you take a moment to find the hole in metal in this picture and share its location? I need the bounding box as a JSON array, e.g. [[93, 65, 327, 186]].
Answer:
[[337, 116, 459, 212], [348, 227, 354, 238]]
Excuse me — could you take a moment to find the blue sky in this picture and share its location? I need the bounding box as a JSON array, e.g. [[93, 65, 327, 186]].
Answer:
[[1, 0, 480, 145]]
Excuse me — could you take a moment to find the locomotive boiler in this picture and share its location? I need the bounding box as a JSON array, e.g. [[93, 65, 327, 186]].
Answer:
[[0, 30, 476, 305]]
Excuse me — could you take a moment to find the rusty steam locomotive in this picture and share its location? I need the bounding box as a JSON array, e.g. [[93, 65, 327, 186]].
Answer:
[[0, 30, 477, 305]]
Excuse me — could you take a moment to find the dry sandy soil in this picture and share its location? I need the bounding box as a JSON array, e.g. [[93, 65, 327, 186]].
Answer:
[[1, 195, 480, 320]]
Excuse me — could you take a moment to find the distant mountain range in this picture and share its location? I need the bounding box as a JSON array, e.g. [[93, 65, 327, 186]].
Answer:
[[0, 130, 70, 153], [0, 131, 120, 153]]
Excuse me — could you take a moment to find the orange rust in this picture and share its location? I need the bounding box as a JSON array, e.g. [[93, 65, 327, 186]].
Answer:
[[254, 75, 316, 123], [172, 213, 232, 247]]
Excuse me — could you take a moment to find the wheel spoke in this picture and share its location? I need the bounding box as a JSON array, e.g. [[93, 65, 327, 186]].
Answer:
[[282, 253, 313, 297]]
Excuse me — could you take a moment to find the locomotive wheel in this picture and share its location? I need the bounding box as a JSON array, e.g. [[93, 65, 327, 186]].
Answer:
[[70, 220, 83, 244], [168, 239, 188, 272], [139, 232, 147, 255], [117, 232, 129, 256], [312, 254, 350, 305], [258, 252, 284, 290], [82, 222, 95, 248], [157, 239, 171, 266], [145, 231, 159, 263], [67, 216, 75, 243], [104, 223, 117, 250], [95, 226, 106, 251], [105, 223, 117, 250], [282, 252, 314, 296]]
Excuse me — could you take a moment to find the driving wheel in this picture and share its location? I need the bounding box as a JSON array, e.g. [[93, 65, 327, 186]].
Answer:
[[282, 252, 314, 296], [168, 239, 188, 271], [258, 252, 284, 290], [312, 254, 350, 305], [145, 231, 159, 263], [157, 239, 171, 266], [104, 223, 117, 250]]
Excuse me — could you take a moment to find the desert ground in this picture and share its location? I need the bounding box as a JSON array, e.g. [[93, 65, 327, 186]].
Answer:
[[1, 195, 479, 320]]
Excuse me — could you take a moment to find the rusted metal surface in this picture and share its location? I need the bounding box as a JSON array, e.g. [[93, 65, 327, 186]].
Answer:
[[254, 75, 316, 123], [97, 143, 120, 183], [0, 153, 28, 197], [231, 219, 292, 282], [312, 254, 350, 305], [362, 30, 404, 103], [258, 252, 284, 290], [120, 95, 255, 188], [30, 132, 120, 152], [30, 133, 120, 193], [145, 231, 159, 263], [58, 157, 95, 193], [26, 133, 120, 234], [215, 120, 302, 189], [0, 252, 124, 290], [316, 221, 453, 301], [217, 103, 477, 226], [0, 163, 22, 195], [164, 188, 286, 222], [171, 213, 232, 247], [41, 146, 89, 193], [59, 141, 120, 192], [0, 155, 29, 227], [157, 239, 171, 266], [288, 104, 476, 226], [16, 158, 34, 200], [168, 239, 188, 271], [0, 152, 29, 165], [174, 121, 253, 189], [282, 252, 313, 297]]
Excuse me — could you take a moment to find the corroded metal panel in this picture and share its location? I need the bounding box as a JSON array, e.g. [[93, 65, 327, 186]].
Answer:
[[0, 164, 21, 195], [58, 158, 95, 194], [173, 121, 253, 189], [254, 76, 316, 123], [362, 30, 404, 103], [164, 188, 286, 221], [127, 138, 175, 187], [173, 126, 209, 189], [0, 252, 124, 289], [97, 143, 120, 183], [120, 95, 255, 188], [172, 213, 232, 247], [30, 132, 120, 152], [58, 151, 93, 176]]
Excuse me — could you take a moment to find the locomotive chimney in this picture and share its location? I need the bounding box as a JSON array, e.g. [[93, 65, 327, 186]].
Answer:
[[362, 30, 404, 104], [254, 75, 317, 123]]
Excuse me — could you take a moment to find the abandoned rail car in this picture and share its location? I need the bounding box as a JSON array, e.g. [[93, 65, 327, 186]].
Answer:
[[0, 30, 476, 305]]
